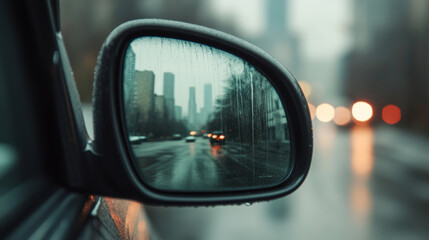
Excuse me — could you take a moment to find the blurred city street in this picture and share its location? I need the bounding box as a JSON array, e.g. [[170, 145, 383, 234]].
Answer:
[[83, 104, 429, 239], [132, 139, 288, 191], [3, 0, 429, 238], [143, 122, 429, 240], [74, 0, 429, 238]]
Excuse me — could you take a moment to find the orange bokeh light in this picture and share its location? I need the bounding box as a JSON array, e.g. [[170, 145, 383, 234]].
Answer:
[[299, 81, 312, 98], [382, 105, 401, 125], [333, 106, 351, 126], [316, 103, 335, 122], [352, 101, 373, 122], [308, 103, 316, 120]]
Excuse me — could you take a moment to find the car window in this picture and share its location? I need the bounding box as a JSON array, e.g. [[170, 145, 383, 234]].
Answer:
[[0, 61, 39, 202], [0, 65, 19, 192], [0, 12, 27, 200], [0, 6, 56, 236], [0, 47, 32, 234]]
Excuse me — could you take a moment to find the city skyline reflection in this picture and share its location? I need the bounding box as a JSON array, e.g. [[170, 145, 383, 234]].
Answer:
[[122, 36, 293, 192]]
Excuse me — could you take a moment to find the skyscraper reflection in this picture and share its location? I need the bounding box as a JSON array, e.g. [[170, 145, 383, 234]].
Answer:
[[188, 87, 197, 129]]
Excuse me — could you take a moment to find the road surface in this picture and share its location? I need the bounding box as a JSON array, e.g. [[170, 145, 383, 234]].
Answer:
[[144, 123, 429, 240], [132, 139, 291, 191], [82, 105, 429, 239]]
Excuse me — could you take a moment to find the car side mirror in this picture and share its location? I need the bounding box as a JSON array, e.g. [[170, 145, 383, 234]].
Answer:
[[90, 19, 312, 205]]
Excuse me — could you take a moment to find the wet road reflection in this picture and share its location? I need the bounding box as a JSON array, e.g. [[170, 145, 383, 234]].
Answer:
[[143, 123, 429, 240], [351, 125, 374, 178], [132, 138, 291, 191], [211, 145, 222, 157], [350, 125, 373, 233]]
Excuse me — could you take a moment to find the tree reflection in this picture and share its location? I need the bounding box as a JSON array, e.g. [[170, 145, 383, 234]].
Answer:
[[206, 69, 290, 146]]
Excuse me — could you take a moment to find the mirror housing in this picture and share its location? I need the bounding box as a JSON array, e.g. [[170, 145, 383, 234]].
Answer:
[[90, 19, 312, 205]]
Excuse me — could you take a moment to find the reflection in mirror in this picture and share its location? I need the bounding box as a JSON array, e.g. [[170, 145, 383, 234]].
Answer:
[[123, 37, 291, 191]]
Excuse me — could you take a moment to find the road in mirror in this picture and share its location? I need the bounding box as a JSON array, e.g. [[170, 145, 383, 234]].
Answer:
[[123, 37, 292, 191]]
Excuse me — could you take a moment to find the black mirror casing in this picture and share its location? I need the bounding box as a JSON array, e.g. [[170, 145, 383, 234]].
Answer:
[[89, 19, 313, 206]]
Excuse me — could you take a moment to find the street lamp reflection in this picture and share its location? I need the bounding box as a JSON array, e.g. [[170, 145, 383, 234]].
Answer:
[[299, 80, 312, 98], [316, 103, 335, 122], [382, 104, 401, 125], [104, 198, 148, 240], [352, 101, 373, 122], [350, 180, 372, 231], [333, 106, 351, 126], [308, 103, 316, 120], [350, 125, 374, 230], [351, 125, 373, 178], [138, 221, 147, 237]]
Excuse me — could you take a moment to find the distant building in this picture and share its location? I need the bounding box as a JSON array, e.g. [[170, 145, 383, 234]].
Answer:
[[175, 106, 182, 121], [154, 94, 165, 117], [266, 87, 287, 141], [163, 72, 174, 99], [134, 70, 155, 122], [267, 0, 287, 33], [202, 83, 213, 123], [251, 0, 300, 75], [163, 72, 175, 120], [188, 87, 197, 128], [197, 111, 202, 127], [343, 0, 429, 133]]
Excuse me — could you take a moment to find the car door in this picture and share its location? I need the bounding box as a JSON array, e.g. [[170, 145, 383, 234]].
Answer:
[[1, 1, 153, 239], [0, 1, 110, 239], [1, 1, 313, 239]]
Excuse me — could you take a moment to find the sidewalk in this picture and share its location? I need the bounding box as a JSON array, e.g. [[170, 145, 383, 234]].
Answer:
[[373, 125, 429, 201], [375, 126, 429, 170]]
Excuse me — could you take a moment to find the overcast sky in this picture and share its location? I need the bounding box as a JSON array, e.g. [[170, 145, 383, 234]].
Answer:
[[208, 0, 352, 60], [128, 0, 352, 115], [130, 37, 251, 115]]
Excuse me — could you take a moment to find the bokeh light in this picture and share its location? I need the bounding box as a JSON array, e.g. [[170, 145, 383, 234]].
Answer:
[[316, 103, 335, 122], [352, 101, 373, 122], [299, 81, 312, 98], [382, 104, 401, 124], [333, 106, 351, 126], [308, 103, 316, 120]]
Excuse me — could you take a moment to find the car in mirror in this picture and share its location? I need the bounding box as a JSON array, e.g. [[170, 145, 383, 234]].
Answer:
[[91, 19, 312, 205]]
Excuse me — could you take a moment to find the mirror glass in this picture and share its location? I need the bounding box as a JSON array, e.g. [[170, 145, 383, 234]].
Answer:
[[123, 37, 292, 191]]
